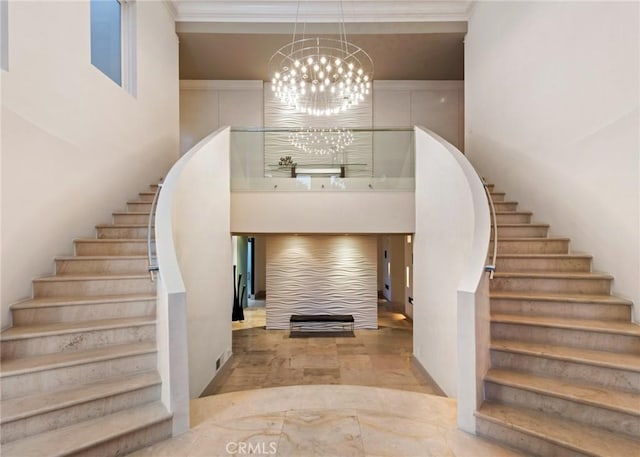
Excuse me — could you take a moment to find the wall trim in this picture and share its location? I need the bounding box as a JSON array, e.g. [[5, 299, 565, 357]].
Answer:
[[180, 80, 264, 91], [175, 1, 474, 23], [374, 80, 464, 91], [162, 0, 178, 19]]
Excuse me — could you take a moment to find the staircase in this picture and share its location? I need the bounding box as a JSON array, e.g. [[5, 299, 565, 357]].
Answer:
[[0, 184, 172, 456], [476, 185, 640, 456]]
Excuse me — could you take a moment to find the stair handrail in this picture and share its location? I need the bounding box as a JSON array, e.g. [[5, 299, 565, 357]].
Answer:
[[482, 177, 498, 279], [147, 182, 162, 281]]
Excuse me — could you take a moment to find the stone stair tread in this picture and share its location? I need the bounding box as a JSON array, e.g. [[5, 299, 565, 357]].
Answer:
[[493, 271, 612, 279], [492, 313, 640, 335], [491, 236, 569, 241], [0, 371, 161, 424], [490, 291, 632, 304], [485, 368, 640, 416], [10, 294, 156, 310], [33, 273, 150, 282], [0, 341, 156, 377], [1, 316, 155, 341], [75, 238, 147, 243], [55, 254, 148, 260], [496, 223, 549, 227], [491, 339, 640, 372], [112, 211, 152, 215], [0, 401, 171, 457], [495, 253, 591, 259], [476, 402, 640, 457], [95, 224, 153, 228], [495, 211, 533, 215]]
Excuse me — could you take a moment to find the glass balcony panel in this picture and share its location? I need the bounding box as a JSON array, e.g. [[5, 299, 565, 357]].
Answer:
[[230, 128, 414, 192]]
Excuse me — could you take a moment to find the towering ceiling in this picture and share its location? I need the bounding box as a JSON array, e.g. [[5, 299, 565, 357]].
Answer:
[[173, 1, 471, 81]]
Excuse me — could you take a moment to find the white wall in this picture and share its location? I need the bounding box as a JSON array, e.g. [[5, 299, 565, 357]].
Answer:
[[155, 127, 232, 431], [465, 1, 640, 320], [266, 235, 377, 329], [179, 80, 263, 153], [231, 191, 414, 234], [373, 81, 464, 150], [412, 127, 484, 397], [1, 1, 179, 328]]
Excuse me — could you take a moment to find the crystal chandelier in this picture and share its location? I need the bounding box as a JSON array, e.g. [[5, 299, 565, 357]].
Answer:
[[268, 1, 373, 117], [289, 127, 354, 155]]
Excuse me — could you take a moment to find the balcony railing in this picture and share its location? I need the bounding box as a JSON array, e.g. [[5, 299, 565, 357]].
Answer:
[[230, 127, 414, 191]]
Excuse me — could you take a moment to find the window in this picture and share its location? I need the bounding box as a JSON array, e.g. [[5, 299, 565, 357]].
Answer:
[[90, 0, 136, 94], [1, 0, 8, 71]]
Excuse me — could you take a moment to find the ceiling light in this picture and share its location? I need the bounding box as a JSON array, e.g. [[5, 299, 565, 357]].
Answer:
[[268, 1, 373, 117]]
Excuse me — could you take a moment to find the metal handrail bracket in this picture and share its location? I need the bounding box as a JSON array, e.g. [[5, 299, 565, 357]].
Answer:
[[147, 182, 162, 282], [482, 178, 498, 279]]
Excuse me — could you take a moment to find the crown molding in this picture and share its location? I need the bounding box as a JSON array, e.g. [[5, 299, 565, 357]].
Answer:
[[175, 1, 474, 23], [180, 80, 264, 91], [176, 20, 467, 34], [162, 0, 178, 19]]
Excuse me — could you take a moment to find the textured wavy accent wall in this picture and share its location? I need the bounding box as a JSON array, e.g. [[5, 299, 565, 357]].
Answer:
[[263, 83, 373, 177], [266, 235, 378, 329]]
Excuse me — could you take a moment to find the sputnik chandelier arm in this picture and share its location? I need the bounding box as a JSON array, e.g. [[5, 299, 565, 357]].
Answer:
[[268, 0, 374, 117]]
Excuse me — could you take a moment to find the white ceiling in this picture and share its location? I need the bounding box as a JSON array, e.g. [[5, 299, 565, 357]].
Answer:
[[172, 1, 472, 81]]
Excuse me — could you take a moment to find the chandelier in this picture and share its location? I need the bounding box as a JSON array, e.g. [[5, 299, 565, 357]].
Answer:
[[268, 2, 373, 117], [289, 127, 354, 155]]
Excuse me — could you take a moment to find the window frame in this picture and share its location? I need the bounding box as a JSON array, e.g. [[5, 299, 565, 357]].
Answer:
[[1, 0, 8, 71], [90, 0, 137, 95]]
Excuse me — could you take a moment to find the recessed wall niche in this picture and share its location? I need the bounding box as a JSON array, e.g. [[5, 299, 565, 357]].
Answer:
[[266, 235, 377, 329]]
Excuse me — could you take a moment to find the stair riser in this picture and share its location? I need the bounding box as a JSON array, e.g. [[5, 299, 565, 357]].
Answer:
[[492, 323, 640, 353], [12, 300, 156, 326], [494, 257, 591, 272], [490, 240, 569, 254], [75, 241, 151, 256], [55, 258, 148, 275], [75, 417, 172, 457], [495, 213, 531, 224], [33, 278, 154, 297], [490, 193, 505, 202], [0, 384, 161, 444], [113, 214, 153, 224], [491, 277, 611, 295], [1, 325, 156, 359], [97, 227, 152, 239], [476, 417, 588, 457], [138, 193, 155, 202], [127, 203, 152, 213], [490, 299, 631, 321], [491, 350, 640, 393], [485, 383, 640, 439], [493, 202, 519, 212], [493, 226, 549, 238], [1, 352, 157, 400]]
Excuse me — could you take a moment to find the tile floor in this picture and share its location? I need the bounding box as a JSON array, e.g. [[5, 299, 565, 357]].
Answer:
[[131, 303, 522, 456], [131, 385, 522, 457], [202, 303, 442, 396]]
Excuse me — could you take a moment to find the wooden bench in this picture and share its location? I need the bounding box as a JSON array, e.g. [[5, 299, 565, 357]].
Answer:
[[289, 314, 355, 332]]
